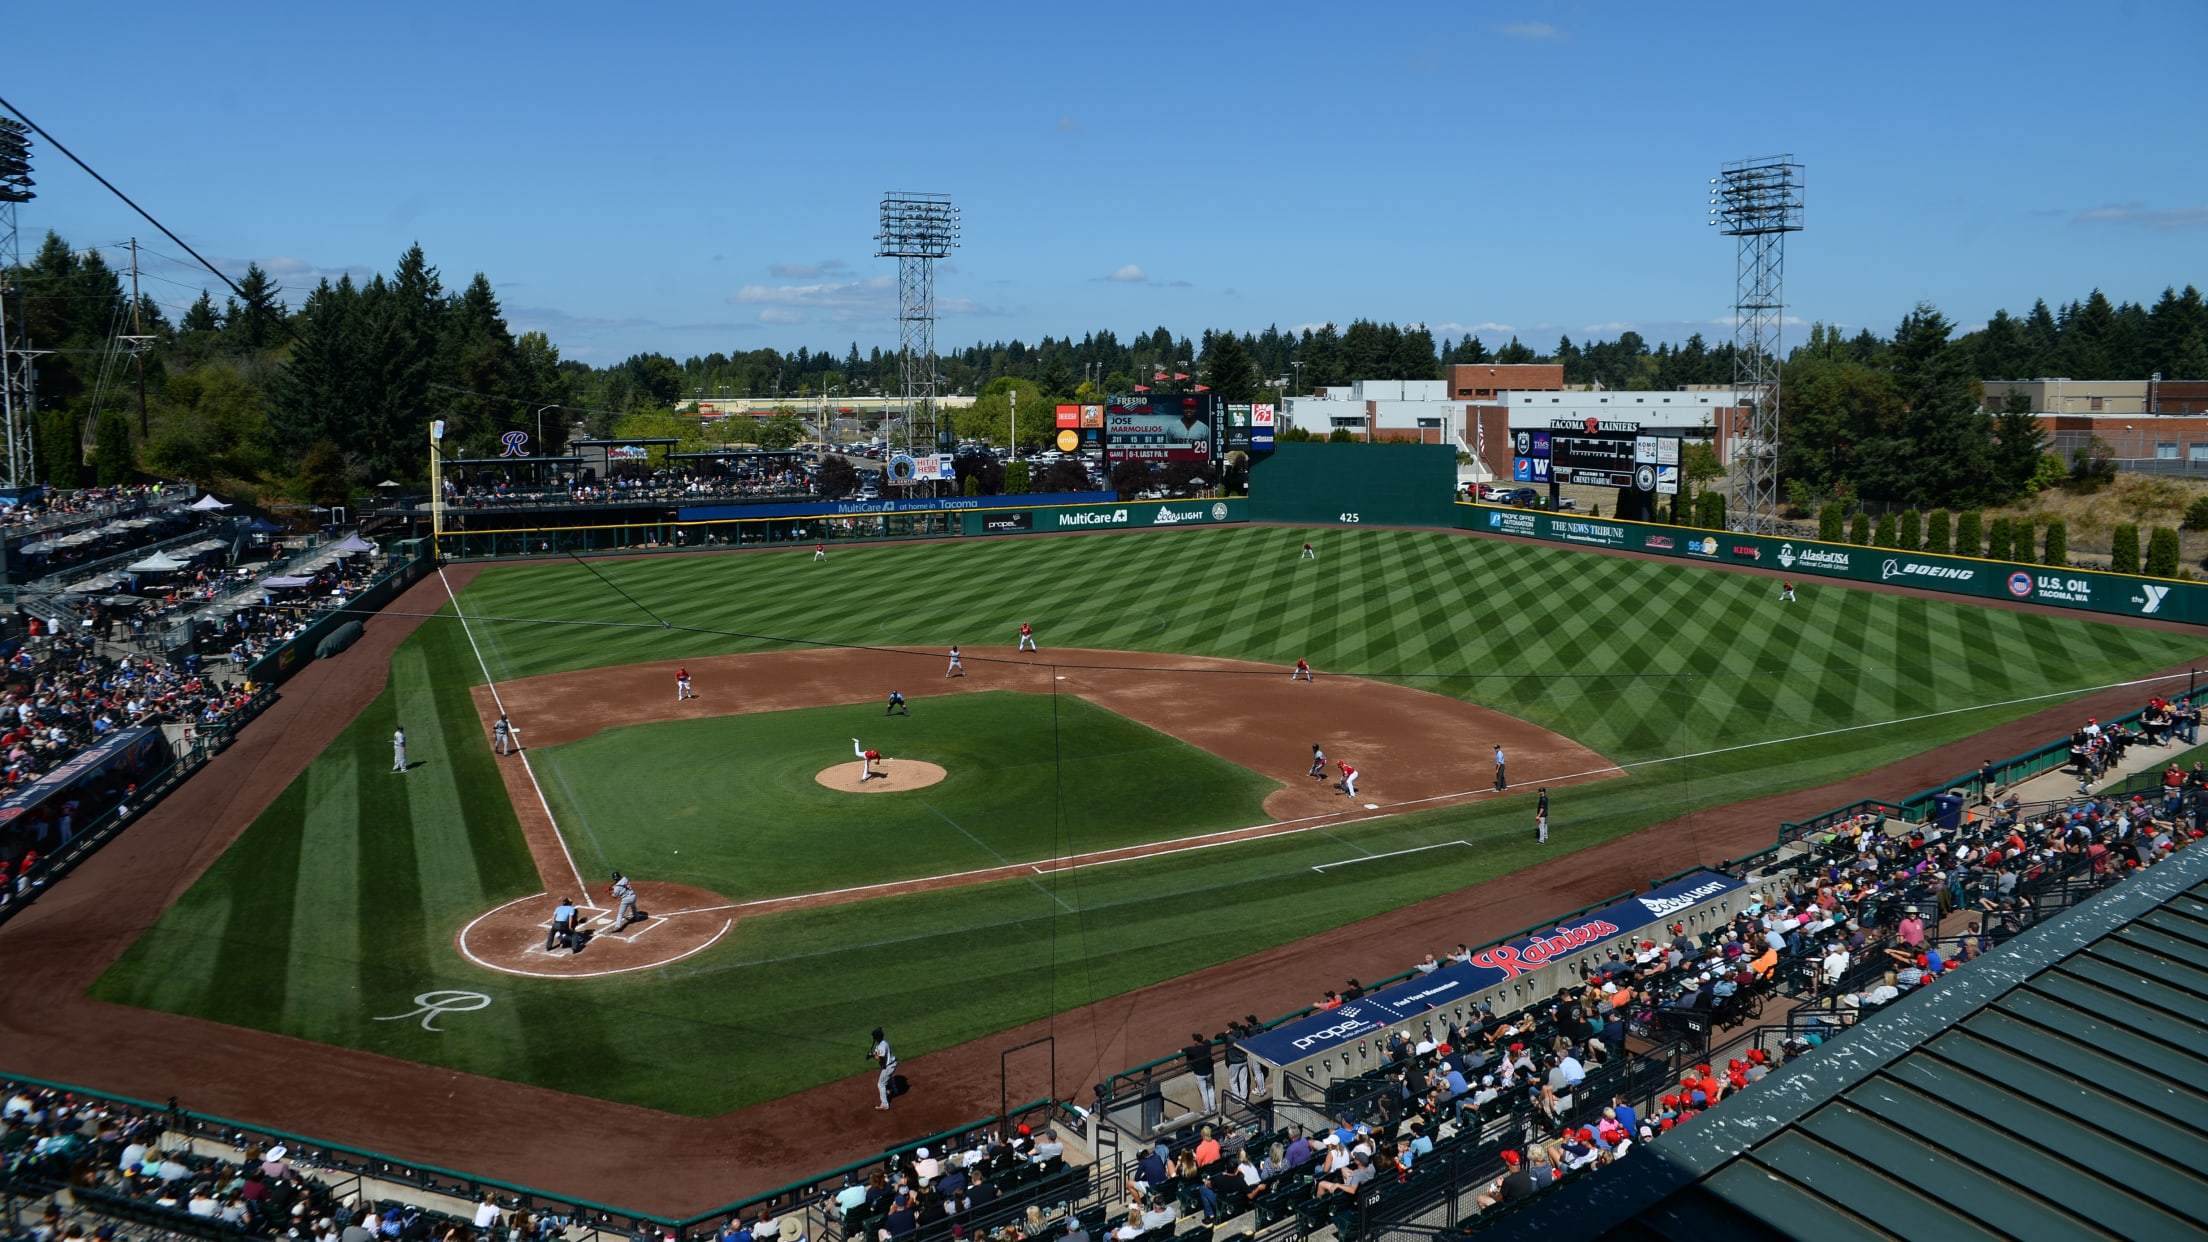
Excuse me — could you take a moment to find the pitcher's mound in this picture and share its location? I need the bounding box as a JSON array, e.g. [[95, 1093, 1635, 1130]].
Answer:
[[816, 759, 947, 793]]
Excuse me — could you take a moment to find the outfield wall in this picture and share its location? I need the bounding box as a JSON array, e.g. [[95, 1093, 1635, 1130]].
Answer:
[[1457, 501, 2208, 626], [1249, 442, 1459, 528]]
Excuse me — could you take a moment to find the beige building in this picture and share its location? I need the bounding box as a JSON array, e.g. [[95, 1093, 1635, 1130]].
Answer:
[[1981, 379, 2149, 415]]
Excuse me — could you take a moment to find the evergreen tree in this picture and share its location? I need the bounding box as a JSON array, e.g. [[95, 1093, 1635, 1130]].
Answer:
[[1818, 503, 1843, 542], [1200, 330, 1258, 402], [2110, 524, 2141, 574], [1925, 510, 1951, 554], [1986, 516, 2012, 562], [2043, 519, 2067, 567], [93, 411, 135, 485], [1990, 392, 2048, 499], [1898, 510, 1921, 551], [2147, 527, 2180, 578], [1850, 513, 1870, 545], [230, 261, 285, 351], [1873, 512, 1897, 548], [1957, 511, 1984, 557]]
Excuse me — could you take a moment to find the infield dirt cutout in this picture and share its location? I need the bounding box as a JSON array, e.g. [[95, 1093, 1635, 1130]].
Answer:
[[459, 645, 1616, 978], [816, 758, 948, 792]]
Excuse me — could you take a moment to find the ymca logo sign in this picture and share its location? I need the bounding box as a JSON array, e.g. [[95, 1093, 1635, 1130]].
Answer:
[[2138, 584, 2171, 615]]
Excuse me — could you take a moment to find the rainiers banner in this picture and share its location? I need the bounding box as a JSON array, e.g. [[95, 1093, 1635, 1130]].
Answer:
[[1241, 871, 1745, 1067], [1455, 502, 2208, 625], [1104, 394, 1216, 463]]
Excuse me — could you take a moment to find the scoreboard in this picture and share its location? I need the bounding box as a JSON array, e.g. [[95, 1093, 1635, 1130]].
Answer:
[[1512, 418, 1682, 495]]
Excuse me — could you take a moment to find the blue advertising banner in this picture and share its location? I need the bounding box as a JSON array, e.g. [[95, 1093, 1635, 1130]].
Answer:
[[1238, 871, 1744, 1066], [679, 492, 1098, 523]]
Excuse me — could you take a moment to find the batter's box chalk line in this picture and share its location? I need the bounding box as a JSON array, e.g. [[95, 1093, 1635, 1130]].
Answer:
[[1311, 839, 1473, 873]]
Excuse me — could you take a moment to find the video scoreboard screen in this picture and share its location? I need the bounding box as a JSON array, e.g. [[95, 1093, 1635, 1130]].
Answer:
[[1511, 418, 1681, 494]]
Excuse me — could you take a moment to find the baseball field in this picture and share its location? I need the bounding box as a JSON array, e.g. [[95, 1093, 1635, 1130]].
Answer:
[[90, 524, 2206, 1117]]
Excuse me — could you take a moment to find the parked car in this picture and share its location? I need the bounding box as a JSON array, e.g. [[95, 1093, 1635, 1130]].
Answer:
[[1501, 487, 1540, 507]]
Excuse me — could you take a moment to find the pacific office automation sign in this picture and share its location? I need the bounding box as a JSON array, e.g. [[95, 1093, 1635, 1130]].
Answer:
[[1238, 871, 1744, 1066]]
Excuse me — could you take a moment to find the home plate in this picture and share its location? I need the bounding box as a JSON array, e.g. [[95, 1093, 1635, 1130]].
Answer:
[[1056, 676, 1066, 680], [1364, 803, 1379, 809]]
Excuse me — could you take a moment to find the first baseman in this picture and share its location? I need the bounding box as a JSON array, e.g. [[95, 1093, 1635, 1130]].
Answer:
[[1336, 761, 1359, 797]]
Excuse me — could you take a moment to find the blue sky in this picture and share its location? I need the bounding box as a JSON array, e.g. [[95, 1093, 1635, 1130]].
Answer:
[[8, 0, 2205, 364]]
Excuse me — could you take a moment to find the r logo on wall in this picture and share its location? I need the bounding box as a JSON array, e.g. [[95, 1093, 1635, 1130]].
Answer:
[[373, 990, 492, 1032]]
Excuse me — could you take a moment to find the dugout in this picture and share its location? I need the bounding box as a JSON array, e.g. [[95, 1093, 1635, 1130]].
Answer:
[[1230, 871, 1748, 1134], [1247, 441, 1457, 528]]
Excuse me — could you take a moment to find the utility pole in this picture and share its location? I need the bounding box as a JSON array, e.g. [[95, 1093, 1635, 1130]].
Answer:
[[1009, 387, 1017, 460], [129, 238, 149, 437]]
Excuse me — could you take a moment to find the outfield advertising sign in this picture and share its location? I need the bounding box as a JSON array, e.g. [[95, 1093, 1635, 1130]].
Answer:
[[1460, 503, 2208, 625], [965, 498, 1246, 536]]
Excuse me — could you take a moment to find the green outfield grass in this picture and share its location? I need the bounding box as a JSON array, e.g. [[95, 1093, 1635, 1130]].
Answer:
[[533, 692, 1278, 900], [92, 525, 2208, 1115]]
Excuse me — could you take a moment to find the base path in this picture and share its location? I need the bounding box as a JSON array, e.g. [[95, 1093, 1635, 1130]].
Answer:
[[0, 553, 2199, 1216]]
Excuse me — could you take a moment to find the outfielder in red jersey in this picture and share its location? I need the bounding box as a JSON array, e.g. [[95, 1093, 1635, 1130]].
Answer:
[[1291, 658, 1313, 682], [1018, 622, 1038, 652]]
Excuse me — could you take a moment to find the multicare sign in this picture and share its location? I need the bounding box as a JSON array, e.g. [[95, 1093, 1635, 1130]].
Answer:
[[1238, 871, 1744, 1065]]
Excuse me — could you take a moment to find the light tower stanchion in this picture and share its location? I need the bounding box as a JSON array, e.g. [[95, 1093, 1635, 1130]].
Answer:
[[1711, 156, 1804, 535]]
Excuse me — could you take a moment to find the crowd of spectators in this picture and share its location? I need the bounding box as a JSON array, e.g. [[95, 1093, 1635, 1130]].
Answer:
[[2, 1085, 572, 1242], [0, 484, 180, 532], [804, 1124, 1072, 1242], [444, 464, 814, 510]]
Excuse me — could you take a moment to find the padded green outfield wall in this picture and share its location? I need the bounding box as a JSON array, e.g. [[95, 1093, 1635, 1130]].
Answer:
[[1249, 442, 1459, 528], [1457, 501, 2208, 626]]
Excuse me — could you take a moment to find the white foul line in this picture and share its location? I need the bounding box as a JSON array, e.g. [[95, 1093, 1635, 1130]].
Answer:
[[437, 564, 590, 898], [1313, 840, 1474, 872]]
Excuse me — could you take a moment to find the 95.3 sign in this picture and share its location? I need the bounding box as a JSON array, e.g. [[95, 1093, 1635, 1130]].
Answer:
[[1338, 513, 1361, 523]]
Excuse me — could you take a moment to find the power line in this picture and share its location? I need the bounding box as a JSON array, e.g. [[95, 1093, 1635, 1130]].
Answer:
[[0, 94, 303, 349]]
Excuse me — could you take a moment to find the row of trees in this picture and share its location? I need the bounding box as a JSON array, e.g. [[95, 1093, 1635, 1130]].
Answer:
[[3, 224, 2198, 505], [1810, 504, 2183, 575]]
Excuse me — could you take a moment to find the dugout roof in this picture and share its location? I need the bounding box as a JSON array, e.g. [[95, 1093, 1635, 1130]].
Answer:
[[1482, 840, 2208, 1241]]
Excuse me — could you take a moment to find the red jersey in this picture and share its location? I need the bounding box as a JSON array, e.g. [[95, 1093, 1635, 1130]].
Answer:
[[863, 749, 881, 761], [1020, 624, 1032, 636], [1338, 762, 1356, 777], [677, 667, 689, 681]]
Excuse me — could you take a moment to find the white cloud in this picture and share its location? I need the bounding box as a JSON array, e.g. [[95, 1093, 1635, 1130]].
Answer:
[[757, 308, 808, 325], [2071, 203, 2208, 230], [732, 274, 1000, 324], [1106, 264, 1148, 283], [769, 259, 850, 279], [1499, 20, 1559, 39], [1430, 321, 1515, 336]]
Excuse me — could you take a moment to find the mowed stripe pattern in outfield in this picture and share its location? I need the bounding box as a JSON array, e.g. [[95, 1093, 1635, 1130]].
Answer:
[[454, 526, 2183, 770], [93, 525, 2208, 1115]]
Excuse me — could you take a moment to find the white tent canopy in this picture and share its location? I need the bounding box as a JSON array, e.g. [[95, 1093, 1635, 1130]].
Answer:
[[189, 494, 231, 511], [126, 551, 188, 573]]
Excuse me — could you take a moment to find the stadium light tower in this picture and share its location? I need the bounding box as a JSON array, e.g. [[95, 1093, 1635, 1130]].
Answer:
[[876, 192, 960, 457], [0, 116, 36, 489], [1710, 155, 1803, 535]]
